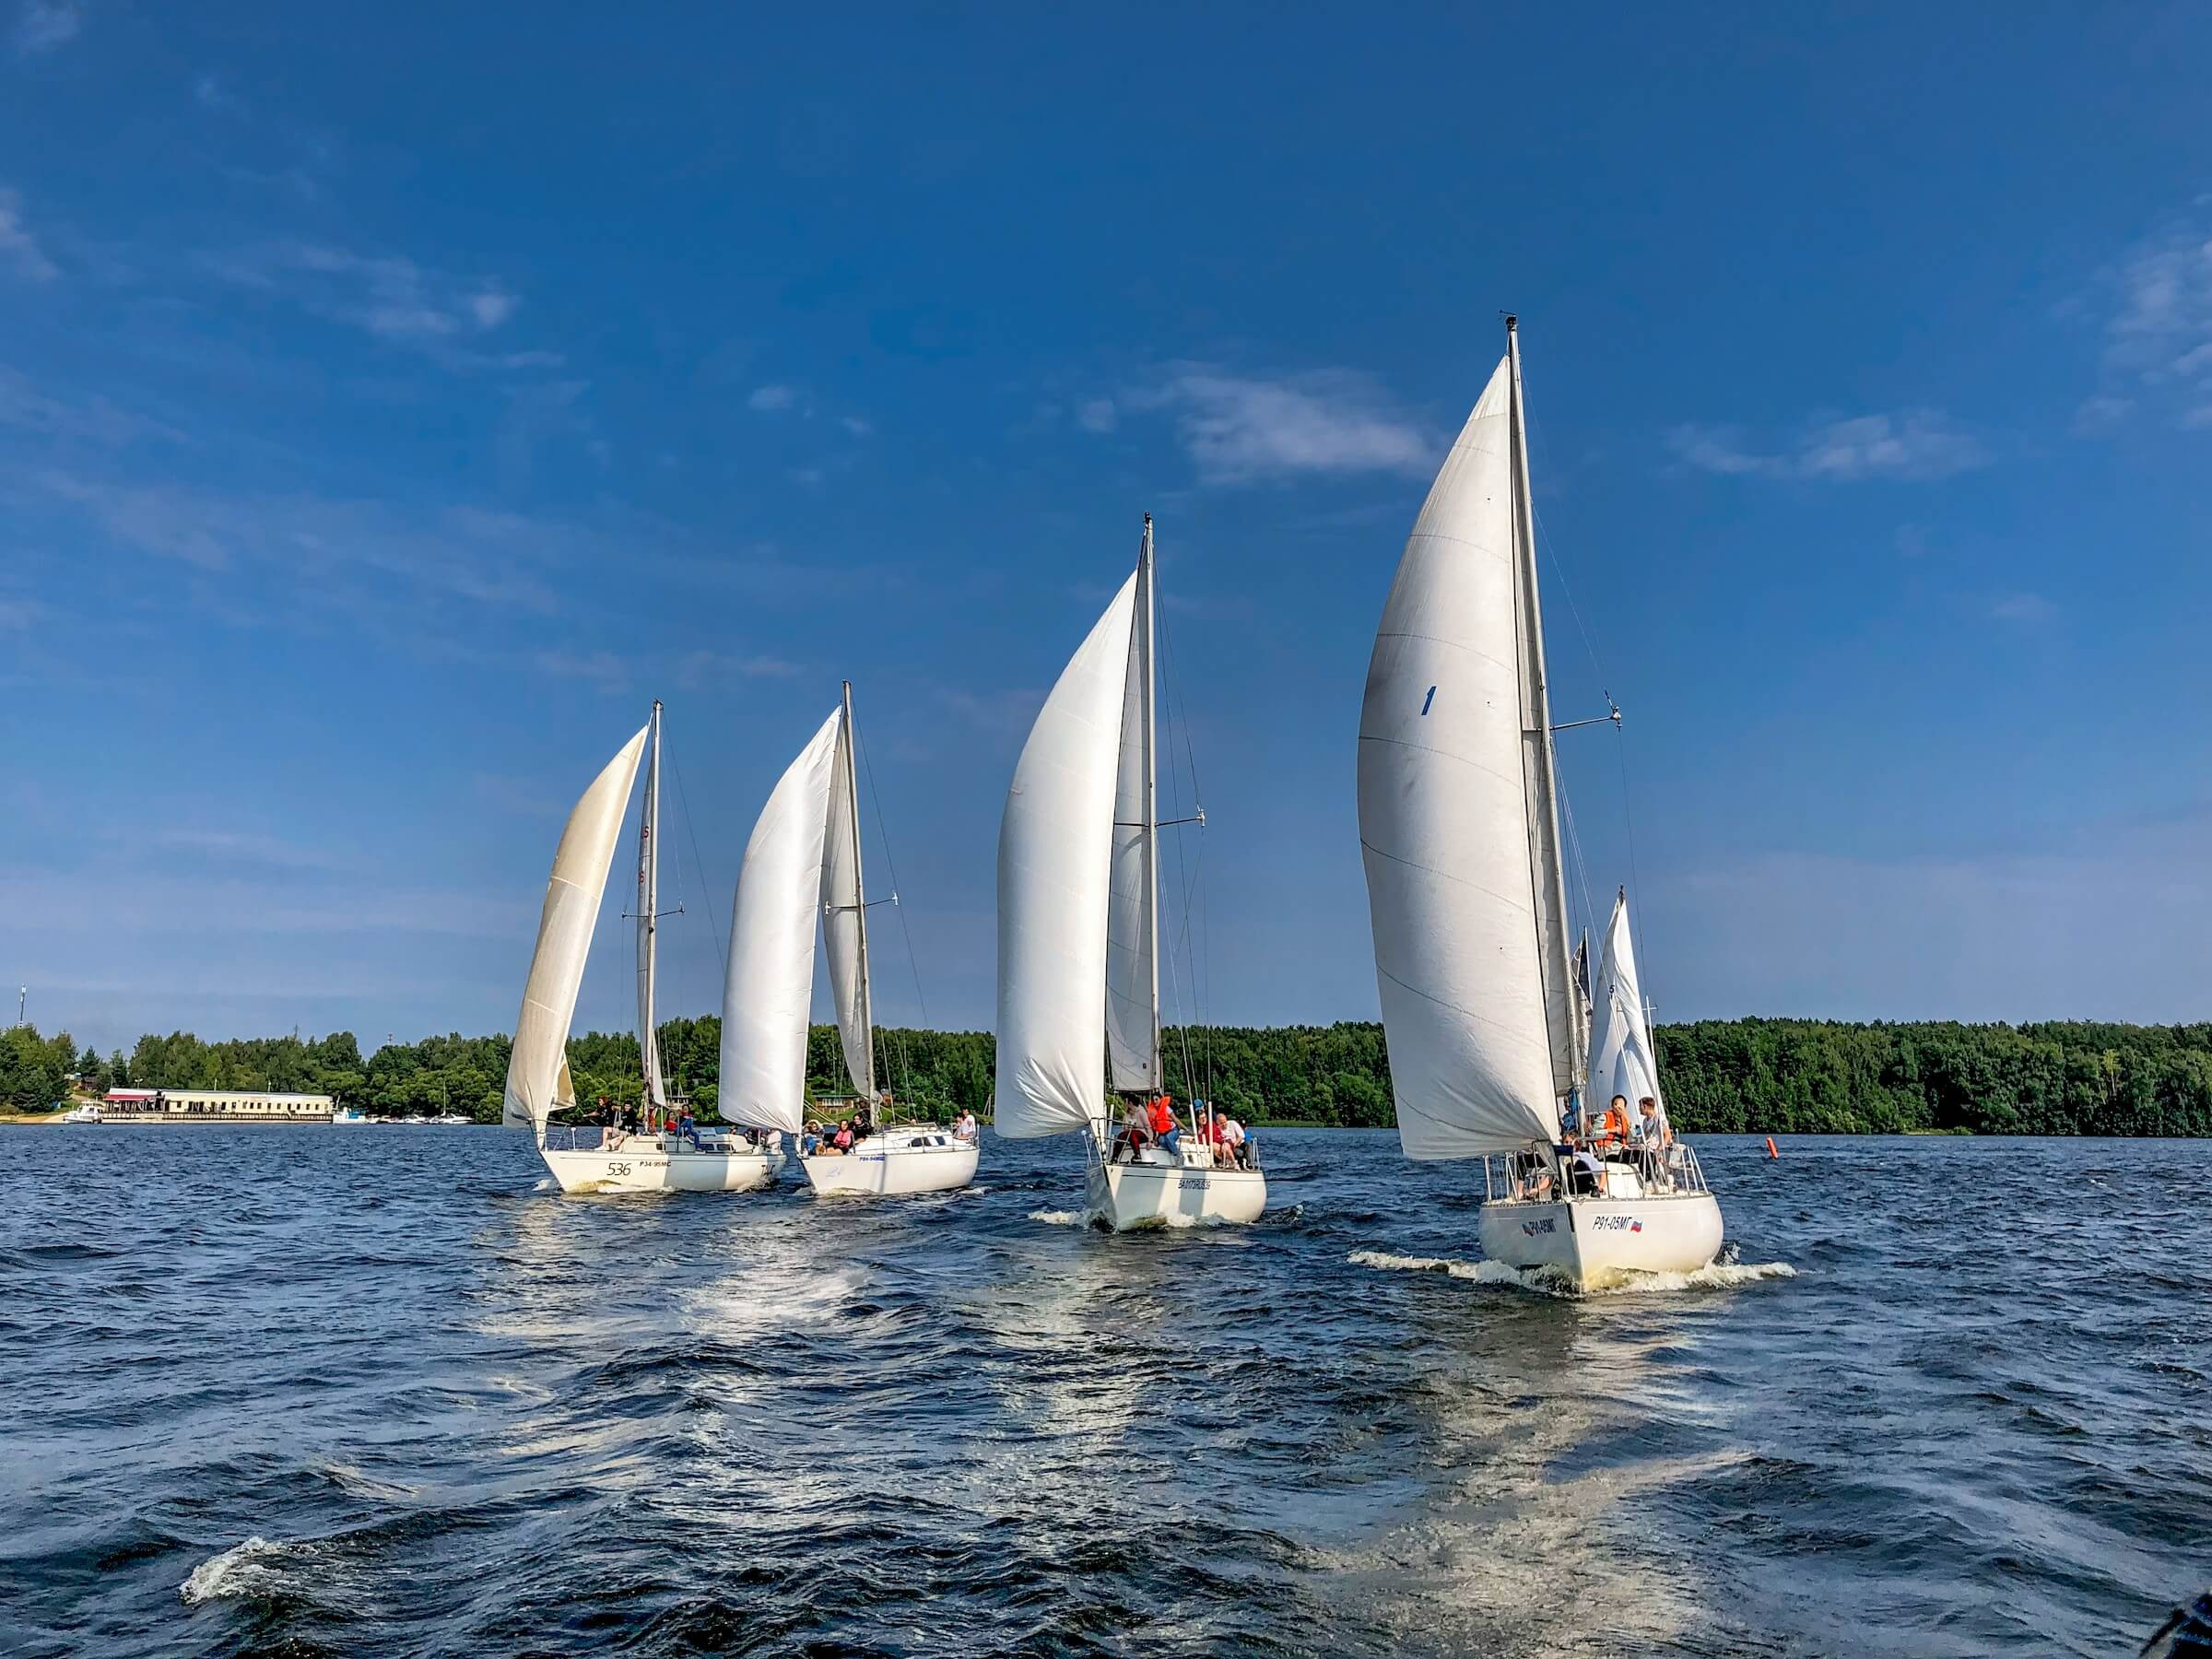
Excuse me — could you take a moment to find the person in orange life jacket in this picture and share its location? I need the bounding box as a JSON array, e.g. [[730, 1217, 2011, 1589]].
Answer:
[[1595, 1093, 1631, 1147], [1147, 1093, 1179, 1153]]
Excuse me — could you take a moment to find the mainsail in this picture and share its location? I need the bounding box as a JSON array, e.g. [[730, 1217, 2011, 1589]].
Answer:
[[820, 686, 876, 1100], [504, 727, 650, 1130], [1104, 523, 1159, 1094], [720, 710, 841, 1135], [1587, 889, 1662, 1113], [994, 571, 1140, 1139], [1356, 327, 1582, 1160], [635, 701, 669, 1111]]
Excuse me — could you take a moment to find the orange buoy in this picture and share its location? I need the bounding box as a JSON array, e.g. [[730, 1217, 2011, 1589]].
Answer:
[[1764, 1135, 1780, 1159]]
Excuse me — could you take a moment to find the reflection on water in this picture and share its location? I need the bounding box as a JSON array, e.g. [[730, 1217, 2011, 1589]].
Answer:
[[0, 1126, 2204, 1657]]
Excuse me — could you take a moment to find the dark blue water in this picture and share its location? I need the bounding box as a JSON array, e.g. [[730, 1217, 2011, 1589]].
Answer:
[[0, 1129, 2204, 1656]]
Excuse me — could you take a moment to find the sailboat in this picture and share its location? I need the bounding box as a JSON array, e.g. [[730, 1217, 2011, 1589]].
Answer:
[[719, 687, 980, 1196], [503, 701, 779, 1194], [1357, 318, 1723, 1287], [995, 516, 1266, 1230]]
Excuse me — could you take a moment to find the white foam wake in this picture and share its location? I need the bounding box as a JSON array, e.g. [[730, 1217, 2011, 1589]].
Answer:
[[1028, 1208, 1088, 1227], [180, 1536, 284, 1605], [1347, 1248, 1795, 1298]]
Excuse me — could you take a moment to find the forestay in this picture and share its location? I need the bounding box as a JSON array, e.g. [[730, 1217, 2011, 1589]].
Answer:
[[503, 727, 650, 1129], [720, 710, 841, 1135], [1587, 889, 1662, 1114], [1357, 358, 1562, 1159], [635, 708, 670, 1111], [995, 572, 1139, 1139], [819, 700, 875, 1099]]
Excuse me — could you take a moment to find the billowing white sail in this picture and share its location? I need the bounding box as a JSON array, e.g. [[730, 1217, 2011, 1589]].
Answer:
[[720, 710, 841, 1135], [995, 572, 1140, 1139], [504, 728, 650, 1129], [1105, 545, 1158, 1094], [820, 699, 875, 1100], [1357, 357, 1563, 1159], [1588, 889, 1662, 1114]]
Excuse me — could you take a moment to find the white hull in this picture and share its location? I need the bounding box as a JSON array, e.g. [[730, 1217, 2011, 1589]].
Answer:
[[1478, 1190, 1724, 1288], [538, 1135, 779, 1195], [1085, 1150, 1266, 1231], [802, 1128, 980, 1196]]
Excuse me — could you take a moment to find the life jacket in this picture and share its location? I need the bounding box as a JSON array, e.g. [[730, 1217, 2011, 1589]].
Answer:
[[1147, 1097, 1175, 1136]]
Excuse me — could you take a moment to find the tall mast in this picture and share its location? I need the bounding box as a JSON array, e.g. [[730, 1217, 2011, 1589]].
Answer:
[[841, 680, 877, 1099], [1138, 514, 1162, 1093], [637, 699, 666, 1109], [1504, 317, 1587, 1099]]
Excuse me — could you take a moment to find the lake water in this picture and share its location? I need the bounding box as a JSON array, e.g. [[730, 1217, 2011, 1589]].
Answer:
[[0, 1128, 2204, 1656]]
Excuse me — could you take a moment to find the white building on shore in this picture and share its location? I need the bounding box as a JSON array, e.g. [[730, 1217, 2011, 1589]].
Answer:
[[100, 1088, 334, 1123]]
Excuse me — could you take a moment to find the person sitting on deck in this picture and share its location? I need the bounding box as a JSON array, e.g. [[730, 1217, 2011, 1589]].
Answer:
[[1560, 1135, 1605, 1196], [852, 1101, 875, 1140], [1634, 1095, 1672, 1148], [953, 1110, 978, 1145], [1218, 1111, 1249, 1169], [1594, 1094, 1631, 1147], [800, 1122, 822, 1157], [831, 1120, 855, 1154], [1147, 1093, 1180, 1156]]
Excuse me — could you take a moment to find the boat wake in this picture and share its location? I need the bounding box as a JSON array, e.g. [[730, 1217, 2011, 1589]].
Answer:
[[1028, 1208, 1090, 1227], [180, 1535, 288, 1605], [1347, 1248, 1795, 1298]]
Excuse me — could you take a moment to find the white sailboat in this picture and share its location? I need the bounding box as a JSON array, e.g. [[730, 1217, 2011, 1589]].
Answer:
[[995, 516, 1266, 1230], [1357, 318, 1722, 1287], [721, 688, 980, 1197], [504, 701, 778, 1194]]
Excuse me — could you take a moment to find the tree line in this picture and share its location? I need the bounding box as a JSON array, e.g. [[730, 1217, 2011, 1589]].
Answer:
[[6, 1017, 2210, 1136]]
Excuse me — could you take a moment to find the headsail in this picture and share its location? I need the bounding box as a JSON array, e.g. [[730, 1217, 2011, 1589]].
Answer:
[[1356, 354, 1562, 1159], [720, 710, 841, 1135], [1587, 889, 1662, 1113], [1105, 522, 1160, 1094], [504, 727, 650, 1130], [820, 687, 876, 1100], [995, 572, 1140, 1140]]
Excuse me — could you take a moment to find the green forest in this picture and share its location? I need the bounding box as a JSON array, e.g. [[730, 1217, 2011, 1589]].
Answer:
[[6, 1014, 2212, 1136]]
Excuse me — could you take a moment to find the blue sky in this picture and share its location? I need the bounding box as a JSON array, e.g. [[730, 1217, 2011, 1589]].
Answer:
[[4, 3, 2209, 1054]]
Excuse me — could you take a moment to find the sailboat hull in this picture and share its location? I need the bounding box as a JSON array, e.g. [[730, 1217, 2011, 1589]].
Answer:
[[1086, 1157, 1267, 1230], [803, 1128, 979, 1196], [539, 1138, 779, 1195], [1477, 1191, 1723, 1288]]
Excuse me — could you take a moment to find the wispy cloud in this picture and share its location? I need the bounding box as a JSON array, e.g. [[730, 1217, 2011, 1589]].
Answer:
[[1109, 366, 1438, 485], [0, 367, 188, 446], [675, 649, 804, 688], [2096, 207, 2212, 430], [533, 648, 629, 695], [32, 468, 566, 608], [154, 829, 356, 872], [747, 383, 797, 412], [0, 187, 58, 281], [1987, 592, 2057, 624], [936, 685, 1045, 736], [12, 0, 80, 54], [201, 241, 522, 352], [0, 594, 43, 629], [193, 72, 246, 115], [1669, 412, 1989, 481]]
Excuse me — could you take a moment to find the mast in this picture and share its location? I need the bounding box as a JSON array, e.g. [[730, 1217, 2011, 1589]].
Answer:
[[1504, 317, 1587, 1101], [637, 699, 666, 1111], [841, 681, 877, 1100], [1137, 514, 1162, 1094]]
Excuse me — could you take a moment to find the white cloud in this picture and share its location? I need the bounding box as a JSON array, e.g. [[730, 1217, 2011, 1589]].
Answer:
[[2086, 208, 2212, 432], [675, 649, 803, 688], [193, 73, 246, 115], [1121, 366, 1437, 485], [13, 0, 80, 54], [747, 383, 797, 412], [0, 367, 187, 446], [840, 415, 873, 437], [1987, 592, 2057, 624], [1075, 396, 1118, 435], [533, 648, 629, 695], [1669, 411, 1988, 481], [0, 187, 58, 282], [202, 241, 524, 351]]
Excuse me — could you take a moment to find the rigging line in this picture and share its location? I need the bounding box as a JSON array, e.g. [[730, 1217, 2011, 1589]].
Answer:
[[1151, 590, 1206, 1103], [1151, 589, 1214, 1095], [855, 721, 928, 1108], [1522, 410, 1609, 693], [668, 752, 727, 976]]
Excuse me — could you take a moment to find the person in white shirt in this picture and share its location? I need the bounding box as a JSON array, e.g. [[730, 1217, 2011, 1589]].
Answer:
[[954, 1110, 978, 1145], [1218, 1113, 1247, 1168]]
